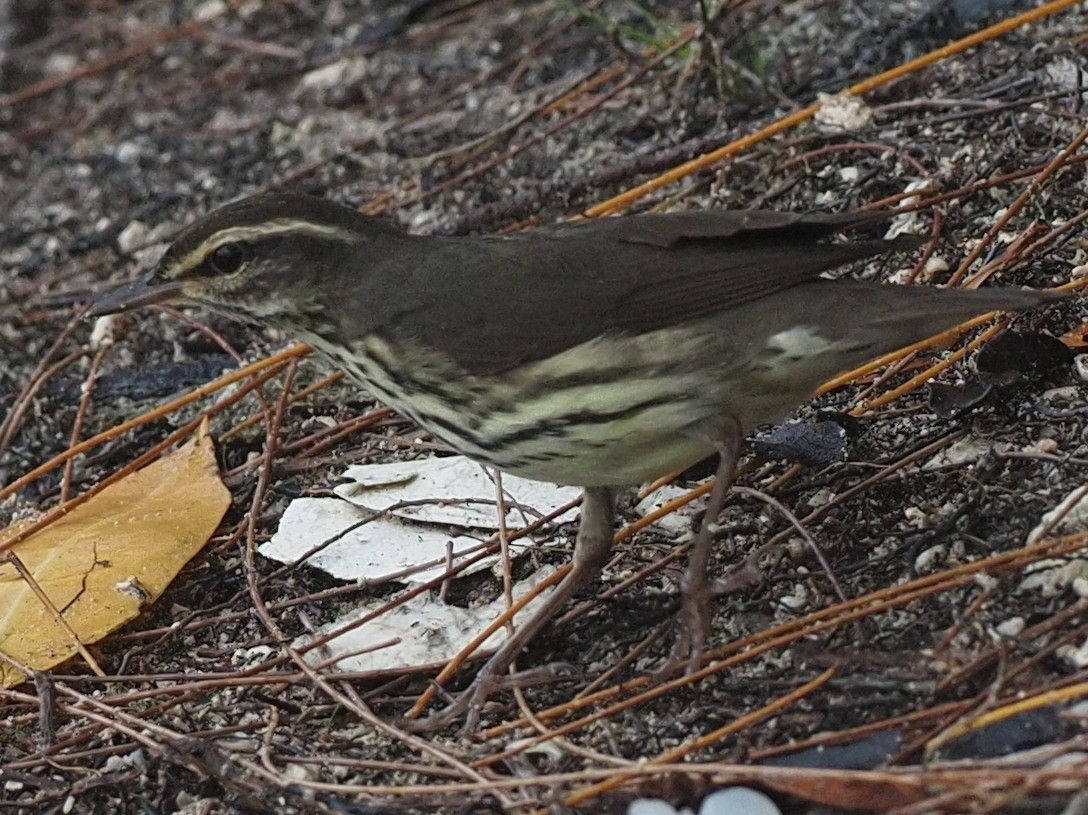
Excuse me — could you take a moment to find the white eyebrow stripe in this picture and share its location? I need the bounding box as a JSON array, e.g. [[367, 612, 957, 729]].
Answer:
[[171, 219, 360, 275]]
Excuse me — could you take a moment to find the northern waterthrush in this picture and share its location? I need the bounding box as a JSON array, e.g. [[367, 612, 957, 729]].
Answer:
[[90, 193, 1064, 727]]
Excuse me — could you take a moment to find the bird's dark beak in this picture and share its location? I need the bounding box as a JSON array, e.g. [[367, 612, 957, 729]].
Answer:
[[87, 269, 186, 317]]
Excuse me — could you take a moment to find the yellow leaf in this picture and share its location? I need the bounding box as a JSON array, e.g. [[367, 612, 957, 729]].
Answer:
[[0, 431, 230, 687]]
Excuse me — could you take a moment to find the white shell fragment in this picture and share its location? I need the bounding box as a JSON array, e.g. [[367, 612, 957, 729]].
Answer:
[[294, 567, 559, 672], [334, 457, 582, 528], [259, 456, 583, 584]]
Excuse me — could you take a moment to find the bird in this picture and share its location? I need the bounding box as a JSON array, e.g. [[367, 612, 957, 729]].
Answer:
[[89, 192, 1064, 729]]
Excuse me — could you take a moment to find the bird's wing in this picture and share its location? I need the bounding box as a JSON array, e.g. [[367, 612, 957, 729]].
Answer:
[[398, 211, 919, 375]]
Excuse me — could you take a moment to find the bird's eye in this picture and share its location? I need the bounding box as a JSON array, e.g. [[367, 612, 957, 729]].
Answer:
[[209, 242, 246, 274]]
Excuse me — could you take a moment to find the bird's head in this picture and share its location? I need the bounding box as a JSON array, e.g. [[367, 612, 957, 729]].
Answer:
[[89, 192, 400, 326]]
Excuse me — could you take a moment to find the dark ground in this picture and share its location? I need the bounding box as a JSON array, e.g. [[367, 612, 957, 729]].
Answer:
[[2, 1, 1088, 813]]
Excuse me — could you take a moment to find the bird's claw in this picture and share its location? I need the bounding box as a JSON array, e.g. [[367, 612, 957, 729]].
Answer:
[[403, 662, 579, 736]]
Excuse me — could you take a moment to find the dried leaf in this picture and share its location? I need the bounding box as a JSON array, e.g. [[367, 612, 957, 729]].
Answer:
[[760, 773, 924, 811], [0, 431, 230, 687]]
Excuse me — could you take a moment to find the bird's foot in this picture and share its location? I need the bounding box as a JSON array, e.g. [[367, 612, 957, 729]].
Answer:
[[651, 571, 713, 681], [403, 662, 577, 735], [655, 549, 767, 682], [651, 439, 742, 680]]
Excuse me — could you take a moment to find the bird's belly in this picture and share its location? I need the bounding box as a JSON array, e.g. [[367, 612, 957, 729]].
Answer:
[[304, 323, 863, 488], [305, 330, 726, 487], [459, 401, 718, 486], [392, 374, 719, 487]]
